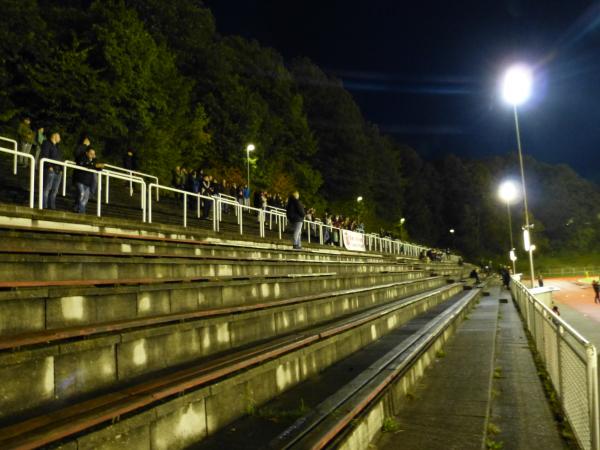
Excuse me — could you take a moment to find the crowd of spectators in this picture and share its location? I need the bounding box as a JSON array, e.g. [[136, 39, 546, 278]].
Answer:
[[8, 116, 454, 258], [13, 117, 138, 215]]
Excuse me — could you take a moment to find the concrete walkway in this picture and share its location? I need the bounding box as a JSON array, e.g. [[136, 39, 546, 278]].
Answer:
[[373, 285, 567, 450]]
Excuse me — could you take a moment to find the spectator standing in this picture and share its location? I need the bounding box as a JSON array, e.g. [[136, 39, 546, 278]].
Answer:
[[537, 275, 544, 287], [74, 136, 91, 161], [17, 117, 35, 166], [286, 190, 305, 250], [40, 132, 63, 209], [73, 147, 103, 214], [123, 148, 138, 171], [33, 126, 46, 164], [200, 174, 213, 219], [593, 279, 600, 304], [243, 185, 250, 206]]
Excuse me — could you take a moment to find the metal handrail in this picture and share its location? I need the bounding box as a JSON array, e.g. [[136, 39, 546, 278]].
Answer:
[[0, 136, 19, 176], [216, 196, 266, 237], [147, 183, 218, 231], [39, 158, 147, 221], [102, 163, 159, 200], [0, 145, 35, 207]]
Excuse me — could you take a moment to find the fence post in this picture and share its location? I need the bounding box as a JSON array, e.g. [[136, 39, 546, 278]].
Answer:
[[183, 193, 187, 228], [96, 172, 102, 217], [587, 344, 600, 450]]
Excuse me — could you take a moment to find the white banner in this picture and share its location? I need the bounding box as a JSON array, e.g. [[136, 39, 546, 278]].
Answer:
[[341, 229, 366, 252]]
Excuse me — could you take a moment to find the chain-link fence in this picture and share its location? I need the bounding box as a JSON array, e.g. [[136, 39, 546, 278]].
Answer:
[[511, 276, 599, 450]]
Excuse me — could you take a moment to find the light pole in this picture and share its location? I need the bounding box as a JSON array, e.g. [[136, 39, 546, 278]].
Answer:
[[502, 64, 536, 288], [246, 144, 255, 190], [498, 180, 518, 275], [400, 217, 405, 241]]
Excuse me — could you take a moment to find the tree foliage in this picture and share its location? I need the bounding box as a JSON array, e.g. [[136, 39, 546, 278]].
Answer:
[[0, 0, 598, 262]]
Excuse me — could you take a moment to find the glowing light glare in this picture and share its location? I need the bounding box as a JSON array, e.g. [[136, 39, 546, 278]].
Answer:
[[246, 144, 255, 151], [449, 229, 455, 234], [502, 65, 532, 105], [523, 229, 531, 251], [400, 217, 405, 224], [356, 196, 363, 202], [498, 180, 519, 203], [509, 249, 517, 262]]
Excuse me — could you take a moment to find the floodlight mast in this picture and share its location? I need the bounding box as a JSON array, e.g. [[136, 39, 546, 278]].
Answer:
[[502, 64, 535, 288]]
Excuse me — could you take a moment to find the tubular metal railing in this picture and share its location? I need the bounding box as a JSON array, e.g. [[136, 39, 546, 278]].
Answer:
[[102, 163, 159, 200], [147, 183, 218, 232], [0, 134, 449, 259], [39, 158, 147, 221], [511, 276, 599, 450]]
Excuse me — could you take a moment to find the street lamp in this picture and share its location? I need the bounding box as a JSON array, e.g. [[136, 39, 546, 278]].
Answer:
[[449, 228, 455, 248], [356, 196, 363, 202], [400, 217, 405, 241], [246, 144, 255, 190], [502, 64, 536, 288], [498, 180, 519, 275]]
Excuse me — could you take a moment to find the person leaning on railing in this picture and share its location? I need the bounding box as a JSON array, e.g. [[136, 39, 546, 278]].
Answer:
[[40, 131, 63, 210], [73, 147, 104, 214]]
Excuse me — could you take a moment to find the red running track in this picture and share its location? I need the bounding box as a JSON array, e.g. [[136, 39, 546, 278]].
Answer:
[[546, 277, 600, 324]]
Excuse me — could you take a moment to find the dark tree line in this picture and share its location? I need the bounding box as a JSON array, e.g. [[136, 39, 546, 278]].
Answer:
[[1, 0, 598, 261]]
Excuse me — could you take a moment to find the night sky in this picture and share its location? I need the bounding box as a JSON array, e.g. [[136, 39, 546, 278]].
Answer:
[[207, 1, 600, 183]]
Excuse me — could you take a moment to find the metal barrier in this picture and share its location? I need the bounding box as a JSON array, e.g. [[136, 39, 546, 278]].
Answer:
[[511, 276, 599, 450], [63, 160, 145, 206], [215, 196, 266, 238], [147, 183, 218, 232], [0, 143, 35, 208], [0, 136, 20, 176], [102, 163, 159, 200], [39, 158, 147, 221]]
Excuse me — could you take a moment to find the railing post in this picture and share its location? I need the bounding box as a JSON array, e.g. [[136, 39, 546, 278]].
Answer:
[[105, 175, 110, 204], [62, 167, 67, 197], [278, 217, 282, 239], [260, 210, 265, 238], [587, 344, 600, 450], [239, 206, 243, 235], [38, 159, 45, 209], [148, 185, 153, 223], [183, 193, 187, 228], [96, 172, 102, 217], [319, 223, 324, 245], [141, 182, 146, 223], [28, 156, 34, 208], [213, 198, 218, 232]]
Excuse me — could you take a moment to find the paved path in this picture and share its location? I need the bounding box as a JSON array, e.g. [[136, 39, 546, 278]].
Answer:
[[374, 285, 567, 450]]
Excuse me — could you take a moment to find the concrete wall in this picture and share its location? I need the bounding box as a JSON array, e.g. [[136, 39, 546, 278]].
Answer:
[[0, 278, 452, 419], [58, 285, 464, 450]]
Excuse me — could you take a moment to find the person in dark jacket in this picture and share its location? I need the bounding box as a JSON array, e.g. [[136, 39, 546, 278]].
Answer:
[[200, 174, 213, 219], [40, 132, 63, 209], [123, 148, 138, 171], [73, 147, 103, 213], [286, 190, 305, 249], [74, 136, 91, 161]]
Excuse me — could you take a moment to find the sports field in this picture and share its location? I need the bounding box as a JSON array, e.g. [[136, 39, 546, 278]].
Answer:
[[547, 276, 600, 324]]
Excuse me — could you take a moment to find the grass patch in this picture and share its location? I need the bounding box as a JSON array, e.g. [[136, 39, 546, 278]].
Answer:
[[255, 399, 310, 422], [485, 438, 504, 449], [381, 417, 401, 433], [493, 367, 502, 379], [435, 349, 446, 358], [487, 422, 501, 435]]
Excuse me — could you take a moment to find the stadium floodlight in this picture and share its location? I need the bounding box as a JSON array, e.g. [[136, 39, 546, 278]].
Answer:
[[498, 180, 519, 204], [502, 65, 532, 106], [357, 196, 363, 202], [246, 144, 255, 190], [500, 63, 536, 287]]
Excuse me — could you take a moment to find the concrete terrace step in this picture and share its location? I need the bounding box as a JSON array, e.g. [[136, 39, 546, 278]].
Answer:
[[0, 252, 427, 284], [0, 283, 465, 450], [0, 270, 432, 337], [0, 276, 450, 422], [0, 228, 390, 264]]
